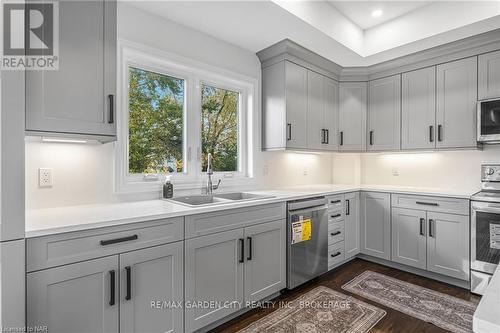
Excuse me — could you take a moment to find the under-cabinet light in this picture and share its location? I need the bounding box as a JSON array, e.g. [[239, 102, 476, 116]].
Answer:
[[41, 137, 89, 144]]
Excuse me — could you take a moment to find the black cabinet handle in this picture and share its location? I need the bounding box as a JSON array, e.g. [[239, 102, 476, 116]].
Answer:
[[437, 125, 442, 142], [340, 131, 344, 146], [331, 213, 341, 218], [369, 131, 373, 145], [125, 266, 131, 301], [330, 231, 341, 236], [100, 235, 138, 246], [429, 125, 434, 142], [239, 238, 245, 263], [416, 201, 439, 207], [247, 237, 252, 261], [326, 129, 329, 144], [331, 252, 341, 258], [420, 218, 425, 236], [321, 129, 326, 144], [429, 219, 435, 237], [346, 199, 350, 216], [108, 94, 114, 124], [109, 270, 115, 306], [286, 124, 292, 141], [330, 200, 341, 204]]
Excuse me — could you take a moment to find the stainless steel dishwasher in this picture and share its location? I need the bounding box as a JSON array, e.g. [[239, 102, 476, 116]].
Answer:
[[287, 196, 328, 289]]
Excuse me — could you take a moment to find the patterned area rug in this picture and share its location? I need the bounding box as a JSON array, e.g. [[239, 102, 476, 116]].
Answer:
[[238, 286, 386, 333], [342, 271, 477, 333]]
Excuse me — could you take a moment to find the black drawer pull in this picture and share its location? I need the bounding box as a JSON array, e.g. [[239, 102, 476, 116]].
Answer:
[[330, 231, 341, 236], [109, 270, 115, 306], [239, 238, 245, 263], [437, 124, 442, 142], [100, 235, 138, 246], [247, 237, 252, 261], [330, 200, 341, 204], [346, 199, 350, 215], [429, 125, 434, 142], [416, 201, 439, 206], [330, 252, 341, 258], [108, 94, 114, 124], [125, 266, 132, 301], [340, 131, 344, 146], [331, 214, 341, 218]]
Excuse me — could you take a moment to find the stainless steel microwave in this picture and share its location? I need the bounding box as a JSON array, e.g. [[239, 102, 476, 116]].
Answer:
[[478, 98, 500, 143]]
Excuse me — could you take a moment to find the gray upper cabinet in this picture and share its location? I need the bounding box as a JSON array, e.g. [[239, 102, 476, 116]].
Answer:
[[339, 82, 367, 151], [360, 192, 391, 260], [262, 61, 307, 150], [27, 256, 119, 333], [244, 220, 286, 303], [368, 75, 401, 151], [478, 50, 500, 100], [401, 67, 436, 150], [426, 212, 469, 281], [307, 72, 339, 151], [344, 192, 360, 259], [436, 57, 478, 149], [120, 243, 184, 333], [26, 0, 117, 141], [391, 208, 427, 270], [184, 229, 244, 332]]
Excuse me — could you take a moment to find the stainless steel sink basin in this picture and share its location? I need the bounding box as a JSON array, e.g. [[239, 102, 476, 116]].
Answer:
[[214, 192, 273, 201], [167, 192, 274, 207]]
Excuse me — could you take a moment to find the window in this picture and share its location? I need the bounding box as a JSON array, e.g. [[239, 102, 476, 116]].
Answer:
[[128, 67, 185, 174], [116, 43, 256, 192], [201, 84, 239, 172]]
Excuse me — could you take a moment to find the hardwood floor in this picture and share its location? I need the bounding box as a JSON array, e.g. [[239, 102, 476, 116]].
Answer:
[[209, 258, 480, 333]]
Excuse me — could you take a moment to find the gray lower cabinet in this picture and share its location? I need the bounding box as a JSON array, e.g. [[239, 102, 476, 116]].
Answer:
[[344, 192, 360, 259], [478, 50, 500, 100], [27, 256, 119, 333], [25, 0, 117, 141], [436, 57, 478, 148], [368, 75, 401, 151], [401, 67, 436, 150], [391, 208, 427, 269], [426, 212, 469, 281], [339, 82, 367, 151], [120, 243, 184, 333], [184, 220, 286, 332], [360, 192, 391, 260]]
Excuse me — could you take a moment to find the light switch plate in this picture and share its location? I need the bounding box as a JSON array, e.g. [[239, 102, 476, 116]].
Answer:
[[38, 168, 53, 188]]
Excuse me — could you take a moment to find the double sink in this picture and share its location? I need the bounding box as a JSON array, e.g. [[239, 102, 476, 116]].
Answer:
[[167, 192, 275, 207]]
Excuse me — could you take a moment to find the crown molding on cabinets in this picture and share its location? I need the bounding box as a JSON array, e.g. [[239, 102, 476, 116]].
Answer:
[[258, 28, 500, 82]]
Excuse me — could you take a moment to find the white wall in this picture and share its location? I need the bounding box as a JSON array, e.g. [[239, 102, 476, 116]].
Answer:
[[25, 3, 333, 209]]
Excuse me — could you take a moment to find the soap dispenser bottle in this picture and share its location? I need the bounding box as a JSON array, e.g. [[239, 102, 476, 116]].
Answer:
[[163, 175, 173, 199]]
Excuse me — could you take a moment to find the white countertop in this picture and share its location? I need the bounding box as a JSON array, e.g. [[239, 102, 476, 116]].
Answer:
[[473, 265, 500, 333], [25, 184, 477, 238]]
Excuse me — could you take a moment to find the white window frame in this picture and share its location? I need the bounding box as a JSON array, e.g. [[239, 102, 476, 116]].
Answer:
[[115, 40, 257, 193]]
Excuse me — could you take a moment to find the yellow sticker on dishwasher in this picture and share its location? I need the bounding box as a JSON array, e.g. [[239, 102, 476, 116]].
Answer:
[[302, 219, 311, 241], [291, 219, 312, 244]]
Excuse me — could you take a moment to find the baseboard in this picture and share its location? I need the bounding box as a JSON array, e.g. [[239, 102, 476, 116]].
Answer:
[[357, 254, 470, 290]]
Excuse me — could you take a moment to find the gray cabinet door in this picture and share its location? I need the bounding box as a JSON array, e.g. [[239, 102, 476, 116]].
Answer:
[[27, 256, 119, 333], [307, 70, 325, 150], [360, 192, 391, 260], [324, 77, 339, 151], [339, 82, 367, 151], [426, 212, 469, 280], [344, 192, 360, 259], [244, 220, 286, 302], [120, 242, 183, 333], [285, 61, 308, 149], [26, 0, 116, 138], [391, 208, 427, 269], [368, 75, 401, 151], [401, 67, 436, 150], [184, 229, 244, 332], [436, 57, 477, 148], [478, 50, 500, 100]]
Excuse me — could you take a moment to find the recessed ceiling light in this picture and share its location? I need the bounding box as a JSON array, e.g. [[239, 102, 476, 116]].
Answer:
[[371, 9, 383, 18]]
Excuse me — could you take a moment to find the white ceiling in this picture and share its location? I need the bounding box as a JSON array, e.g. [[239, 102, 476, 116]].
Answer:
[[328, 1, 432, 29], [126, 0, 500, 67]]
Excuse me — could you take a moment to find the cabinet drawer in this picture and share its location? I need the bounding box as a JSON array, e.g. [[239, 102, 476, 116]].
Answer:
[[27, 218, 183, 272], [327, 195, 343, 213], [391, 194, 469, 215], [185, 203, 286, 239], [328, 242, 345, 269], [328, 222, 344, 245]]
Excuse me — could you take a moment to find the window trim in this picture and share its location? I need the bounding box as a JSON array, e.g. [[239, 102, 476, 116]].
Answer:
[[115, 40, 257, 194]]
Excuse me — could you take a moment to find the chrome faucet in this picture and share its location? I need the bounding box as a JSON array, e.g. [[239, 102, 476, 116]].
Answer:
[[205, 153, 221, 195]]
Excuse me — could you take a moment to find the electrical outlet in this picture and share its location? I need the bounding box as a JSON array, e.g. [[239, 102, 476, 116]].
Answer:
[[392, 167, 400, 176], [263, 165, 269, 176], [38, 168, 53, 188], [303, 168, 308, 176]]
